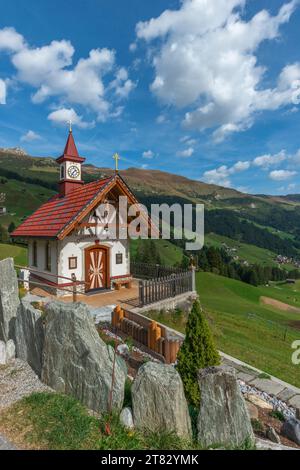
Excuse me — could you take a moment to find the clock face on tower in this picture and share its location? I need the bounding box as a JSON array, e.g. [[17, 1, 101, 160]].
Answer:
[[68, 165, 80, 179]]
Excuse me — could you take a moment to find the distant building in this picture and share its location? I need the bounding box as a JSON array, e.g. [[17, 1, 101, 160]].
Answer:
[[0, 207, 6, 215]]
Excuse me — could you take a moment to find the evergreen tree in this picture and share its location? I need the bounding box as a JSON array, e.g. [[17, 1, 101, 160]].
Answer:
[[8, 221, 16, 233], [176, 300, 220, 406]]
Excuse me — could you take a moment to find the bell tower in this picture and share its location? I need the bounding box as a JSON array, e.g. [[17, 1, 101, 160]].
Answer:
[[56, 128, 85, 197]]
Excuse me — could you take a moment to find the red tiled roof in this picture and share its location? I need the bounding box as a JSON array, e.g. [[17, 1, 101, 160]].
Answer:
[[12, 177, 113, 239]]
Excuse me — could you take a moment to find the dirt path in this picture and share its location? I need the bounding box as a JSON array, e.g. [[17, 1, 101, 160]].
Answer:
[[260, 296, 300, 313]]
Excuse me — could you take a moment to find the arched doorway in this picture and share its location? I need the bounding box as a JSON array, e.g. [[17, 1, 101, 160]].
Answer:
[[85, 245, 110, 292]]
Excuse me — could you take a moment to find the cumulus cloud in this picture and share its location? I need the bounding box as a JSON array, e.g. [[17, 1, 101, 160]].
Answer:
[[142, 149, 154, 159], [21, 130, 41, 142], [136, 0, 300, 141], [0, 27, 135, 120], [177, 147, 194, 158], [203, 159, 250, 186], [0, 79, 6, 104], [253, 150, 287, 169], [269, 169, 297, 181], [47, 108, 95, 129], [0, 27, 25, 52]]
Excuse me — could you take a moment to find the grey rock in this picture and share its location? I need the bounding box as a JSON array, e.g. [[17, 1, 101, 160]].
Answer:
[[288, 395, 300, 410], [120, 407, 134, 430], [256, 437, 298, 451], [0, 258, 20, 342], [0, 340, 6, 365], [197, 366, 255, 449], [5, 339, 15, 362], [281, 417, 300, 445], [266, 426, 281, 444], [296, 408, 300, 420], [15, 301, 44, 377], [42, 301, 127, 413], [117, 344, 129, 357], [132, 362, 192, 439], [246, 401, 259, 420]]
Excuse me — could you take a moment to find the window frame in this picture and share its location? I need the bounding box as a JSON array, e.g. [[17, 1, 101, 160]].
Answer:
[[32, 240, 37, 267], [68, 256, 77, 270], [116, 253, 123, 265], [45, 241, 51, 272]]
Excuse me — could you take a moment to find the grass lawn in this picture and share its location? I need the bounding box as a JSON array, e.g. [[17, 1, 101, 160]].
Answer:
[[0, 243, 27, 265], [130, 238, 184, 266], [0, 392, 206, 450], [205, 233, 282, 268], [148, 272, 300, 388]]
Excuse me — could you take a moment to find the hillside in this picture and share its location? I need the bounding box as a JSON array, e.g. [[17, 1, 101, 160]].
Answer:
[[1, 148, 300, 269]]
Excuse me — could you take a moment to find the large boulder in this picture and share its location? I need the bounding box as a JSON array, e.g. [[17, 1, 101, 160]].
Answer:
[[0, 258, 20, 341], [281, 417, 300, 445], [15, 301, 45, 377], [197, 366, 255, 449], [132, 362, 192, 439], [41, 301, 127, 413]]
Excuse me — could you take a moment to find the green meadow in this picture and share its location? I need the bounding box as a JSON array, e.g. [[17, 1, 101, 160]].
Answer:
[[0, 243, 27, 266], [197, 272, 300, 387]]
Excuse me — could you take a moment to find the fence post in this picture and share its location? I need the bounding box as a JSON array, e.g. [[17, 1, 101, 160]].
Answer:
[[71, 273, 77, 303], [139, 280, 144, 307]]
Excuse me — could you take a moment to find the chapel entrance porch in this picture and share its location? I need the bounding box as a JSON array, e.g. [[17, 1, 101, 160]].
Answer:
[[29, 279, 139, 309]]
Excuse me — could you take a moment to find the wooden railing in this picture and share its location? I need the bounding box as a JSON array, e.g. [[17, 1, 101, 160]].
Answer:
[[138, 270, 193, 307], [130, 261, 185, 279], [112, 306, 182, 363], [15, 264, 85, 302]]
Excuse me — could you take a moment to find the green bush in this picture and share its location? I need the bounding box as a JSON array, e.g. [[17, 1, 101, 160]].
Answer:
[[176, 300, 220, 407]]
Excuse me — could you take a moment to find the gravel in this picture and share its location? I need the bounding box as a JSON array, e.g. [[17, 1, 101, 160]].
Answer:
[[239, 380, 296, 420], [0, 359, 53, 411]]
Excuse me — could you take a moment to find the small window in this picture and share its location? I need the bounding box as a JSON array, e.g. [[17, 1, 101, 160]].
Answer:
[[60, 165, 65, 179], [116, 253, 123, 265], [68, 257, 77, 270], [45, 242, 51, 271], [32, 241, 37, 267]]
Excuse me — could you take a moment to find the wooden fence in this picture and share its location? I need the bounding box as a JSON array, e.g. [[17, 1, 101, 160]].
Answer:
[[112, 306, 182, 363], [138, 270, 193, 307]]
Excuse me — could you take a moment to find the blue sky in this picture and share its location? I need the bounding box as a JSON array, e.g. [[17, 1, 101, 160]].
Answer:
[[1, 0, 300, 195]]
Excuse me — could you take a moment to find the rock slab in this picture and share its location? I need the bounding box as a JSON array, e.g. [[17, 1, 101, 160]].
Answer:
[[281, 417, 300, 446], [0, 258, 20, 341], [197, 366, 255, 448], [120, 407, 134, 430], [132, 362, 192, 439], [14, 301, 44, 377], [42, 301, 127, 413]]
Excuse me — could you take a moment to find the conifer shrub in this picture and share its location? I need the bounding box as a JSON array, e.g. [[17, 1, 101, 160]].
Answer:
[[176, 299, 220, 407]]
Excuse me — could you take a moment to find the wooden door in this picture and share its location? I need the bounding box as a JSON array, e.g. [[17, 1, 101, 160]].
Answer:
[[85, 246, 109, 291]]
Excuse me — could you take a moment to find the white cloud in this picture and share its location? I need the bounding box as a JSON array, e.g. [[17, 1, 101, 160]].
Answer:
[[142, 149, 154, 159], [48, 108, 95, 129], [0, 27, 24, 52], [0, 28, 135, 121], [136, 0, 300, 141], [21, 130, 41, 142], [129, 42, 137, 52], [0, 79, 6, 104], [203, 159, 250, 186], [203, 165, 232, 187], [232, 160, 250, 172], [177, 147, 194, 158], [156, 114, 166, 124], [269, 169, 297, 181], [253, 150, 287, 168]]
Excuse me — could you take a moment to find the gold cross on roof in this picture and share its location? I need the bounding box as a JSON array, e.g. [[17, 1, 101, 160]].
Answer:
[[113, 153, 120, 172]]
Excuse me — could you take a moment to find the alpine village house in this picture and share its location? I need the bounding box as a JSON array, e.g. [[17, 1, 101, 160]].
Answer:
[[12, 130, 152, 295]]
